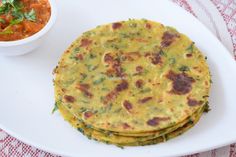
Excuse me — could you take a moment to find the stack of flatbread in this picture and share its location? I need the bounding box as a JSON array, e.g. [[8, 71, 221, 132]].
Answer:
[[53, 19, 211, 146]]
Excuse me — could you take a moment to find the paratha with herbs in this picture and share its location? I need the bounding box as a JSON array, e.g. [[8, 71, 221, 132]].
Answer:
[[54, 19, 211, 145], [57, 100, 205, 146]]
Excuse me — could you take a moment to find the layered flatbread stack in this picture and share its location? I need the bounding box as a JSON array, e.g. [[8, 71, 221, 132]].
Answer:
[[53, 19, 211, 146]]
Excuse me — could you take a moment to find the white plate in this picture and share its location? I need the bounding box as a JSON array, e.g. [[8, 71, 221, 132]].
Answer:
[[0, 0, 236, 157]]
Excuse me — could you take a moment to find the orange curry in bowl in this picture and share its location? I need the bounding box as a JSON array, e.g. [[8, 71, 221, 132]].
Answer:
[[0, 0, 51, 41]]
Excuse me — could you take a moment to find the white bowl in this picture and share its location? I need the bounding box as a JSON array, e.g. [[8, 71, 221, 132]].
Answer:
[[0, 0, 57, 56]]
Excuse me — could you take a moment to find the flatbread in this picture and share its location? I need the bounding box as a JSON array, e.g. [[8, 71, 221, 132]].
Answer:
[[54, 19, 211, 145], [57, 102, 204, 146]]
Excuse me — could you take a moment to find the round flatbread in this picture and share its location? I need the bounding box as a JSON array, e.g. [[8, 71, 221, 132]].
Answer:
[[54, 19, 210, 134]]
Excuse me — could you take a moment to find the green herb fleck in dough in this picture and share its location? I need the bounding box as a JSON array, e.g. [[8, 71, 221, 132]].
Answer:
[[114, 108, 122, 113], [186, 42, 194, 53], [129, 22, 137, 28], [80, 100, 90, 104], [74, 47, 80, 52], [204, 101, 211, 113], [93, 77, 105, 85], [140, 87, 151, 93], [210, 79, 213, 84], [100, 96, 105, 102], [79, 107, 87, 113], [85, 64, 98, 72], [120, 33, 130, 38], [51, 102, 59, 114], [80, 73, 87, 82], [168, 58, 176, 65], [89, 53, 97, 59], [179, 65, 190, 72], [101, 87, 109, 91], [159, 50, 167, 57], [77, 128, 84, 134], [86, 125, 93, 130]]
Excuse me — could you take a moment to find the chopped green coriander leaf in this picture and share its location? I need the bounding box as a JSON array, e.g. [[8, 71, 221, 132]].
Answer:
[[0, 29, 13, 35], [2, 0, 13, 5], [10, 17, 23, 25], [12, 0, 23, 11], [24, 9, 36, 22], [10, 8, 24, 25], [0, 4, 10, 15], [0, 18, 5, 23], [2, 0, 22, 10]]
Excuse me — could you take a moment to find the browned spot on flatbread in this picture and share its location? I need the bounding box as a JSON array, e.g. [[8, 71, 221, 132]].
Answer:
[[112, 61, 123, 77], [135, 79, 144, 88], [123, 100, 133, 112], [115, 80, 128, 92], [186, 53, 192, 57], [103, 91, 118, 105], [146, 23, 152, 29], [103, 80, 129, 105], [166, 71, 195, 95], [84, 111, 93, 119], [145, 52, 151, 57], [151, 52, 162, 65], [76, 83, 93, 98], [77, 83, 90, 90], [122, 123, 131, 129], [64, 95, 75, 103], [138, 97, 152, 104], [161, 31, 180, 48], [136, 66, 143, 73], [76, 54, 84, 60], [104, 53, 124, 77], [122, 52, 141, 61], [112, 22, 122, 29], [147, 117, 170, 126], [104, 53, 114, 63], [187, 97, 204, 106], [134, 38, 148, 42], [80, 38, 92, 47]]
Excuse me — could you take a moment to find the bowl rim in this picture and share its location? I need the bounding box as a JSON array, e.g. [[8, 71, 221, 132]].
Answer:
[[0, 0, 57, 47]]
